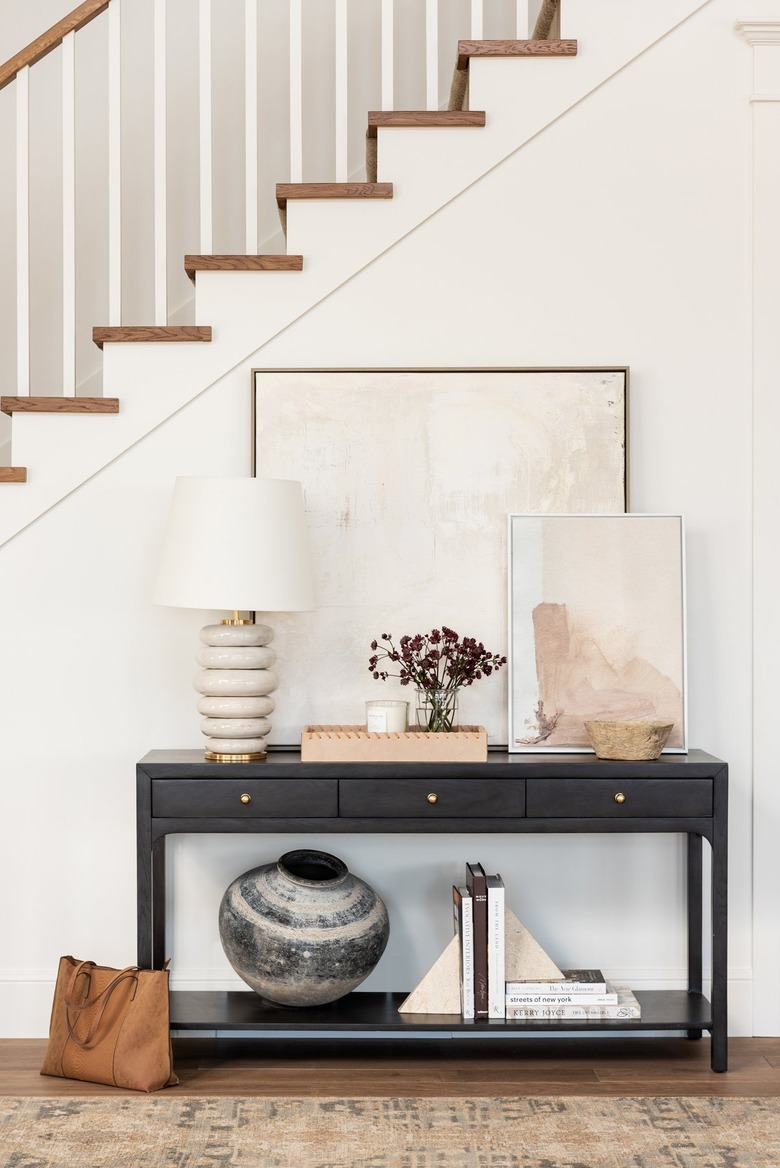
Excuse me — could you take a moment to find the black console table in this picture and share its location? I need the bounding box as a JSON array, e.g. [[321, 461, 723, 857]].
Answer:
[[136, 748, 728, 1072]]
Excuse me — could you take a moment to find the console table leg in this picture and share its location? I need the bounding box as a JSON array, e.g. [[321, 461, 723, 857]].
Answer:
[[136, 770, 152, 969], [710, 806, 729, 1072], [686, 833, 703, 1039], [151, 834, 167, 970]]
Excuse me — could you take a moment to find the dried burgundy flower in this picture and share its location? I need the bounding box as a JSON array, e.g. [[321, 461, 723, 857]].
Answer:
[[367, 629, 507, 693]]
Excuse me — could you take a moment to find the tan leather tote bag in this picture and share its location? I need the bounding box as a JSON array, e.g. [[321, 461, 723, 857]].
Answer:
[[41, 956, 178, 1092]]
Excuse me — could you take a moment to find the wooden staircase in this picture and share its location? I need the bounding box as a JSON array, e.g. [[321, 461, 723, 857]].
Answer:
[[1, 35, 576, 489], [1, 0, 712, 548]]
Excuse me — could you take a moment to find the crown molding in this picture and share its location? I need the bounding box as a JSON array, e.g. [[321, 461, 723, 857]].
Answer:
[[735, 21, 780, 44]]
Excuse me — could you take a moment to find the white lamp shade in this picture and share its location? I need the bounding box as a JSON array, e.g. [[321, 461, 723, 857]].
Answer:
[[153, 477, 315, 612]]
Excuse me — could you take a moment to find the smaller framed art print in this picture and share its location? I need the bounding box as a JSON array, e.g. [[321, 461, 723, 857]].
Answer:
[[508, 514, 687, 753]]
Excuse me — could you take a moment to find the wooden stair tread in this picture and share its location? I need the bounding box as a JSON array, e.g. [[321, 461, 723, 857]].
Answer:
[[92, 325, 213, 348], [367, 111, 486, 138], [1, 396, 119, 415], [184, 255, 304, 282], [457, 38, 577, 68], [276, 182, 393, 208], [0, 467, 27, 483]]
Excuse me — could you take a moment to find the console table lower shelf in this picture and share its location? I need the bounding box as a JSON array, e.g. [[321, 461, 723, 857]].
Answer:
[[170, 989, 713, 1034]]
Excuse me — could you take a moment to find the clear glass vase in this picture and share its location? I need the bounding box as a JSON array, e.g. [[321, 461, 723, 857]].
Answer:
[[415, 687, 459, 733]]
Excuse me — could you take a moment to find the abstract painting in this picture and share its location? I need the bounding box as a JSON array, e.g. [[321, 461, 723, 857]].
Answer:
[[508, 514, 686, 752], [253, 368, 627, 744]]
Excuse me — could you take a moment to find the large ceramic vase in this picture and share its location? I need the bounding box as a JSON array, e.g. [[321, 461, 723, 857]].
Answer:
[[218, 849, 390, 1007]]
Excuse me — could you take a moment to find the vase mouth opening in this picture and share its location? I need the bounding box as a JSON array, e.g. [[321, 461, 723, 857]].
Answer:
[[277, 849, 348, 886]]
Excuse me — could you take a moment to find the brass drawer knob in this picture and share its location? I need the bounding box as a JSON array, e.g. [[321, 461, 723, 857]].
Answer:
[[427, 792, 439, 805], [614, 792, 626, 805], [240, 793, 252, 805]]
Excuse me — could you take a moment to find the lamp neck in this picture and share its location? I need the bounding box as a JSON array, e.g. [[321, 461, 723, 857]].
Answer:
[[222, 611, 253, 626]]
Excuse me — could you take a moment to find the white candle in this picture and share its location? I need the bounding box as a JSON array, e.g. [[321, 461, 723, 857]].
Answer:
[[365, 700, 408, 733]]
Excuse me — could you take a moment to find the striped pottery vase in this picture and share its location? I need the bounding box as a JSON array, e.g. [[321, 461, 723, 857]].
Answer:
[[218, 850, 390, 1007]]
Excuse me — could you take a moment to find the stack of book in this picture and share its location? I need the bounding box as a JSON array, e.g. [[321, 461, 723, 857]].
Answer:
[[453, 863, 506, 1019], [505, 971, 641, 1020], [452, 866, 642, 1022]]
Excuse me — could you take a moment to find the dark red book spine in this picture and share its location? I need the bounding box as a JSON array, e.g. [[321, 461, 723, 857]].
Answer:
[[466, 862, 488, 1017]]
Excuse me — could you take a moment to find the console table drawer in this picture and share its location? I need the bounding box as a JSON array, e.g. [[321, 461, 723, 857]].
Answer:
[[526, 778, 712, 819], [339, 778, 525, 818], [152, 779, 337, 818]]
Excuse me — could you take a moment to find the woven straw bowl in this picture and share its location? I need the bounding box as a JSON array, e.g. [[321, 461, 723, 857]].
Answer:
[[584, 720, 674, 761]]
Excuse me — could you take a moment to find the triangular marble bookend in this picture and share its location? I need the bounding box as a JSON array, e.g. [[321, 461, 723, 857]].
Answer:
[[398, 906, 564, 1014], [398, 934, 463, 1014], [505, 910, 564, 984]]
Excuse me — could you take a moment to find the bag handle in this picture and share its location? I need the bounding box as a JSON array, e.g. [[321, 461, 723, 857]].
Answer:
[[63, 957, 173, 1048], [64, 962, 140, 1049]]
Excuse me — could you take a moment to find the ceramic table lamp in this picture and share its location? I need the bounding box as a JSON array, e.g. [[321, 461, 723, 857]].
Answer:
[[154, 476, 314, 761]]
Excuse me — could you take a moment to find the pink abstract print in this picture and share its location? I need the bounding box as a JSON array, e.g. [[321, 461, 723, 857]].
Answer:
[[509, 515, 685, 752]]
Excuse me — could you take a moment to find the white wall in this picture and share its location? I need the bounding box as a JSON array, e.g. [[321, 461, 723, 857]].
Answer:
[[0, 0, 765, 1039]]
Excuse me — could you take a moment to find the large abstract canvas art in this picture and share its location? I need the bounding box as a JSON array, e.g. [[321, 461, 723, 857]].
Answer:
[[508, 514, 686, 753], [253, 368, 627, 744]]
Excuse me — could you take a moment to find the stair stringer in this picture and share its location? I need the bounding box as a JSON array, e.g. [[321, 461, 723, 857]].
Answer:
[[0, 0, 714, 550]]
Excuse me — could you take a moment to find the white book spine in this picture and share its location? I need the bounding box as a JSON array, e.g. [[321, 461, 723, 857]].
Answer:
[[460, 892, 475, 1020], [486, 876, 505, 1019], [506, 1005, 640, 1019], [505, 988, 608, 996], [505, 992, 618, 1006], [505, 975, 607, 995], [506, 986, 640, 1020]]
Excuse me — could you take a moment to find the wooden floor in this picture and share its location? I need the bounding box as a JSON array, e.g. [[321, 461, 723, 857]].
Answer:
[[3, 1037, 780, 1097]]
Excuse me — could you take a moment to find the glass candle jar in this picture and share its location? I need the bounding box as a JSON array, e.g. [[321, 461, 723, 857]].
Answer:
[[365, 699, 409, 733]]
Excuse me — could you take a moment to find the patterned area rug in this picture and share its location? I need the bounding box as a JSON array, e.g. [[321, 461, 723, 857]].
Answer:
[[2, 1095, 780, 1168]]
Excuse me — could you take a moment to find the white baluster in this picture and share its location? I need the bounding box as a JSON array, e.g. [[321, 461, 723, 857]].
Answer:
[[199, 0, 213, 255], [381, 0, 394, 111], [62, 31, 76, 395], [16, 66, 29, 396], [289, 0, 302, 183], [471, 0, 484, 39], [516, 0, 530, 38], [154, 0, 167, 324], [245, 0, 257, 251], [335, 0, 348, 182], [108, 0, 122, 326], [426, 0, 438, 111]]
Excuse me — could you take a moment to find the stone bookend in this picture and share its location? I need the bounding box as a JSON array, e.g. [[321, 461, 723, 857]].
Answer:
[[398, 935, 462, 1014], [398, 906, 563, 1014]]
